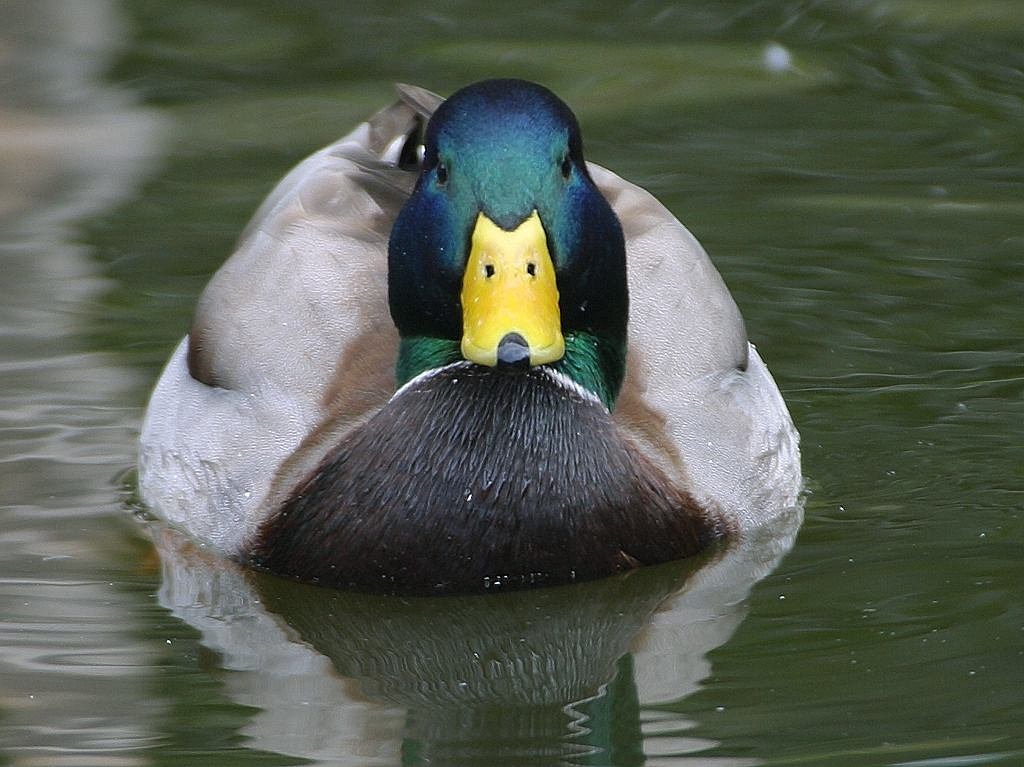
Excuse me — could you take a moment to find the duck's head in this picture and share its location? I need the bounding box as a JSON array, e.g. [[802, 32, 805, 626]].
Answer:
[[388, 79, 628, 407]]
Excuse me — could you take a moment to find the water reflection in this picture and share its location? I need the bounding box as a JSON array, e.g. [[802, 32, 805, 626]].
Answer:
[[150, 506, 799, 765]]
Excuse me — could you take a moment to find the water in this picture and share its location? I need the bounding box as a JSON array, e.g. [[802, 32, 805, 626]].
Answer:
[[1, 1, 1022, 764]]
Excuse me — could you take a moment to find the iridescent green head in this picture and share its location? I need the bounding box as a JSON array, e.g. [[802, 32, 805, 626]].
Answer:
[[388, 79, 628, 407]]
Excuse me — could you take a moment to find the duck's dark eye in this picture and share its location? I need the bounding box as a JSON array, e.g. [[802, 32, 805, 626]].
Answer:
[[560, 154, 572, 180], [436, 162, 449, 185]]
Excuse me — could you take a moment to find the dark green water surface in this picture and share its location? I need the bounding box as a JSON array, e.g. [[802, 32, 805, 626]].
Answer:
[[1, 1, 1021, 765]]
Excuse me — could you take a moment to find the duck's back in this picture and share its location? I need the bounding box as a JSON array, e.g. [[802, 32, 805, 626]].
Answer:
[[594, 165, 801, 528], [138, 99, 424, 552]]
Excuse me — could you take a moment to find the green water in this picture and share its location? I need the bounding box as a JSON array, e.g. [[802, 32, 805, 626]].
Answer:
[[1, 1, 1022, 765]]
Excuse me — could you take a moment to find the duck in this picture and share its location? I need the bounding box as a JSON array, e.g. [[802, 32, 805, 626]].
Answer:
[[138, 79, 801, 594]]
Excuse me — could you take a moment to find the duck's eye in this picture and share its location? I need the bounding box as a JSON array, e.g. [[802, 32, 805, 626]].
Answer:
[[436, 162, 449, 185], [526, 262, 537, 277], [484, 263, 495, 278], [560, 154, 572, 180]]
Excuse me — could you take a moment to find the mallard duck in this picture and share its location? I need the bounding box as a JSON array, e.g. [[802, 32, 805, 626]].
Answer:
[[138, 79, 801, 594]]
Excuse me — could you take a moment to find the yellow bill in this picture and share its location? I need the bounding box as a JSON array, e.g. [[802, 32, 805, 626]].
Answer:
[[461, 210, 565, 367]]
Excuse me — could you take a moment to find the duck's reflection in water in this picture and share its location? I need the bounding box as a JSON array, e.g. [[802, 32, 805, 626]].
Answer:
[[151, 507, 800, 766]]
